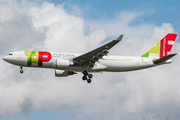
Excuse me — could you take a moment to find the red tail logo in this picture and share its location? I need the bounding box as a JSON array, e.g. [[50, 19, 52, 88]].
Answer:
[[160, 33, 177, 58]]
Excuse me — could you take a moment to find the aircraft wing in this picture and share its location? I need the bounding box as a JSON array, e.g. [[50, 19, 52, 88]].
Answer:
[[73, 35, 123, 68]]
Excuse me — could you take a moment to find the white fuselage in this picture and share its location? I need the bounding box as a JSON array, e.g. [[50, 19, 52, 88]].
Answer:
[[3, 51, 167, 73]]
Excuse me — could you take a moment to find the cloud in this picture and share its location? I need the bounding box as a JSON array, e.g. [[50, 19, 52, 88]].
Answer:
[[0, 0, 180, 120], [0, 1, 46, 53], [19, 97, 32, 116]]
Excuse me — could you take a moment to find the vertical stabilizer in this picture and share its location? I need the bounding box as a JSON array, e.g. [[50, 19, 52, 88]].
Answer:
[[141, 33, 177, 58]]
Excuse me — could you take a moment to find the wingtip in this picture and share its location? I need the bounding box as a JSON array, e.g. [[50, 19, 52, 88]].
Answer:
[[116, 34, 124, 41]]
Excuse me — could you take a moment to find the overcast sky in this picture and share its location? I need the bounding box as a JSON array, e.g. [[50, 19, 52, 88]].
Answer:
[[1, 0, 180, 120]]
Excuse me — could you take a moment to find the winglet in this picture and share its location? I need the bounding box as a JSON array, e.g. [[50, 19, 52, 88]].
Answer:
[[116, 35, 124, 41]]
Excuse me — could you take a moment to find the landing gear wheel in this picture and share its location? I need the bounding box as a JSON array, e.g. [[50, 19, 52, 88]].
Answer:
[[20, 70, 23, 74], [82, 76, 87, 80], [83, 71, 88, 76], [87, 79, 91, 83], [82, 70, 93, 83], [88, 74, 93, 78]]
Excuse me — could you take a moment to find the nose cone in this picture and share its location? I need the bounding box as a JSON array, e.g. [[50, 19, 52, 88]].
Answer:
[[2, 56, 7, 61], [2, 55, 11, 63]]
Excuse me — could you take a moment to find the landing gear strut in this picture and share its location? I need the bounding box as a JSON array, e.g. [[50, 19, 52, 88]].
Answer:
[[82, 70, 93, 83], [20, 66, 23, 74]]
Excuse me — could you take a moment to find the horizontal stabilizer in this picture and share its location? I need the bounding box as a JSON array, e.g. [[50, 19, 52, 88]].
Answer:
[[153, 53, 177, 64]]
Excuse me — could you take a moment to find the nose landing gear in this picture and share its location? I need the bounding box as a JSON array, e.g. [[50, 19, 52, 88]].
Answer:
[[20, 66, 23, 74], [82, 71, 93, 83]]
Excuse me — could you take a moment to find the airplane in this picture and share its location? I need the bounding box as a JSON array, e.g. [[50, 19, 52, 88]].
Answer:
[[3, 33, 177, 83]]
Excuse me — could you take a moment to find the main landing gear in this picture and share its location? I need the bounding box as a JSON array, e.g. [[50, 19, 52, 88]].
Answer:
[[82, 71, 93, 83], [20, 66, 23, 74]]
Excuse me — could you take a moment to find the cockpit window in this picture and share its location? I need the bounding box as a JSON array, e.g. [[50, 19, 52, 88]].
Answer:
[[7, 53, 13, 55]]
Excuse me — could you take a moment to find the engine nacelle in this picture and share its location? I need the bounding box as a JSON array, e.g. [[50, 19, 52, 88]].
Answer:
[[51, 59, 74, 69], [55, 70, 77, 77], [57, 59, 70, 68]]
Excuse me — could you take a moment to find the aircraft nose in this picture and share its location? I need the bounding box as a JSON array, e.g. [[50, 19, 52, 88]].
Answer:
[[3, 56, 7, 61], [2, 56, 9, 62]]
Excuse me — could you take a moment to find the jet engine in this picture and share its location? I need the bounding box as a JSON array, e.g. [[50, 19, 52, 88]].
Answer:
[[51, 59, 74, 69], [57, 59, 74, 68], [55, 70, 77, 77]]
